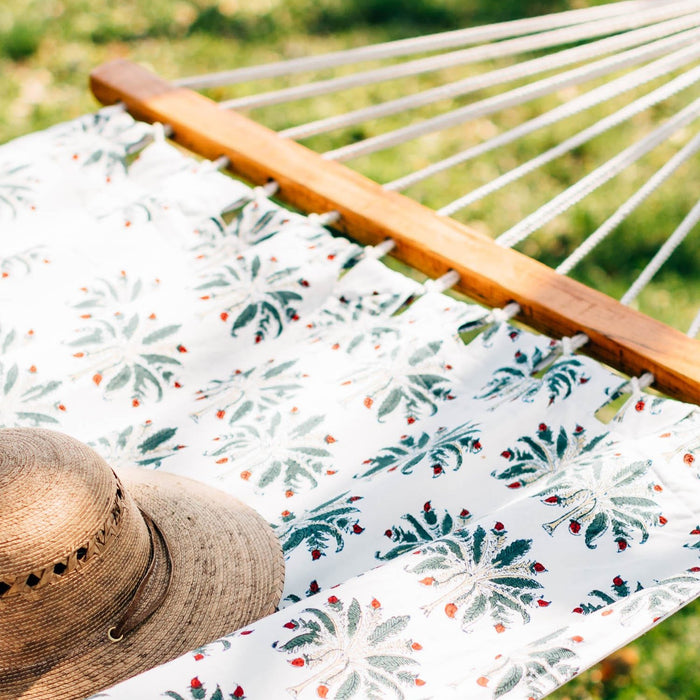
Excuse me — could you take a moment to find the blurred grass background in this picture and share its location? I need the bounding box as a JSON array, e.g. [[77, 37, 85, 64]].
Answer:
[[0, 1, 699, 697]]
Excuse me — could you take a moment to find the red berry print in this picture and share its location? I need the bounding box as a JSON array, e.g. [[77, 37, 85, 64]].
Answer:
[[617, 539, 628, 552], [501, 450, 512, 459], [635, 400, 645, 412], [613, 576, 624, 587], [432, 465, 443, 475], [191, 677, 202, 689], [384, 529, 393, 538], [317, 686, 329, 698], [371, 598, 381, 609], [363, 396, 373, 408], [569, 520, 581, 534], [353, 523, 364, 534], [407, 416, 416, 424], [291, 657, 305, 667], [311, 549, 321, 560], [533, 562, 546, 572], [659, 515, 667, 525], [309, 580, 319, 593], [684, 453, 695, 465], [444, 602, 457, 618], [283, 621, 296, 629], [177, 344, 187, 353], [573, 607, 583, 614], [544, 496, 559, 504], [538, 423, 547, 432], [233, 686, 245, 699], [194, 653, 204, 661], [327, 595, 339, 604], [473, 440, 482, 450], [507, 482, 521, 489], [423, 501, 431, 512], [537, 599, 550, 607]]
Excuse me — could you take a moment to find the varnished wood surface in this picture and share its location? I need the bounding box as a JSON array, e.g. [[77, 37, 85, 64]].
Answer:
[[91, 59, 700, 405]]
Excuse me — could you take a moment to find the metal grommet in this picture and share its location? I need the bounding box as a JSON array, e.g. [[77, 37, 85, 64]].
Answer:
[[107, 626, 124, 643]]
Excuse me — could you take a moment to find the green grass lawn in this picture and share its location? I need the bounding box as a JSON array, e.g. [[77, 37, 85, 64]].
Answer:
[[1, 1, 699, 697]]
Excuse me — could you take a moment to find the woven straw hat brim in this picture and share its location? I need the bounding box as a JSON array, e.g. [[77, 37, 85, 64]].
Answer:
[[10, 467, 285, 700]]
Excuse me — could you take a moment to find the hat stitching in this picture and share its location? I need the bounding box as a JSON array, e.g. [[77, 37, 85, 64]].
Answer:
[[0, 477, 126, 598]]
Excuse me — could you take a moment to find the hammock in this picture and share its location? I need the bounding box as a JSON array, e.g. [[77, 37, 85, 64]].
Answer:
[[2, 1, 700, 698]]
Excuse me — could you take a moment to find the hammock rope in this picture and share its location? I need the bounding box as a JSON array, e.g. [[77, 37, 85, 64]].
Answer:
[[174, 0, 687, 89], [280, 15, 700, 141], [621, 197, 700, 305], [321, 26, 700, 162], [222, 6, 700, 113], [494, 95, 700, 248], [439, 60, 700, 216], [557, 130, 700, 275]]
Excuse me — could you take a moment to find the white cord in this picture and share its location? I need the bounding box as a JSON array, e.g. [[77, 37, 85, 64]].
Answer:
[[175, 0, 682, 89], [385, 40, 700, 192], [422, 269, 460, 294], [281, 12, 700, 140], [322, 25, 700, 163], [621, 197, 700, 305], [225, 6, 700, 113], [557, 130, 700, 274], [687, 308, 700, 337], [495, 96, 700, 249]]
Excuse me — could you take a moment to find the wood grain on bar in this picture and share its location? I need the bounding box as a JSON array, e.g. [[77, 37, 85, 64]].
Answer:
[[91, 59, 700, 405]]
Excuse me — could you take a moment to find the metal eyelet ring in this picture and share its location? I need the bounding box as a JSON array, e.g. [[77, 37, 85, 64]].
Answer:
[[107, 626, 124, 643]]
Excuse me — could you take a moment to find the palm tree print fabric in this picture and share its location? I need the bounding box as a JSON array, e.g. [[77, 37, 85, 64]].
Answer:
[[3, 112, 700, 700]]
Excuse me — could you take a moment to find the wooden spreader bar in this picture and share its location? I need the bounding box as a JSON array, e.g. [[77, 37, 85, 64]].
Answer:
[[91, 59, 700, 405]]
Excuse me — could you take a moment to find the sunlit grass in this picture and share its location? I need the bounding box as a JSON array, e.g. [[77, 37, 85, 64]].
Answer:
[[1, 2, 699, 698]]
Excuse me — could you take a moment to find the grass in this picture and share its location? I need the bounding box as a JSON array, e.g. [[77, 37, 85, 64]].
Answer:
[[1, 1, 699, 697]]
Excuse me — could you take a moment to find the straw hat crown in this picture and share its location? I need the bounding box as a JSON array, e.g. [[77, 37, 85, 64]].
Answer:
[[0, 428, 121, 585]]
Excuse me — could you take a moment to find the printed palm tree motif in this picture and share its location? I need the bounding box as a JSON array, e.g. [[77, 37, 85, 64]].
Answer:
[[276, 492, 364, 560], [572, 573, 640, 614], [0, 162, 37, 220], [279, 597, 423, 698], [614, 573, 700, 626], [53, 109, 151, 166], [68, 274, 183, 402], [493, 422, 607, 489], [356, 422, 481, 480], [165, 680, 246, 700], [89, 422, 184, 469], [407, 524, 545, 631], [338, 339, 454, 422], [192, 359, 303, 424], [0, 246, 49, 280], [307, 283, 411, 348], [575, 573, 700, 626], [471, 628, 581, 699], [377, 501, 472, 561], [537, 458, 662, 550], [208, 411, 334, 491], [533, 356, 592, 406], [474, 341, 548, 406], [197, 255, 303, 342], [0, 326, 62, 427]]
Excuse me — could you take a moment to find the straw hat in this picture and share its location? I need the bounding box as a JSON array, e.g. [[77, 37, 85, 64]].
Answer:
[[0, 427, 285, 700]]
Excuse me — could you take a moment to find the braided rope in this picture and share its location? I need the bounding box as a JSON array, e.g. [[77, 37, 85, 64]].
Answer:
[[495, 96, 700, 249], [385, 41, 700, 192], [620, 197, 700, 305], [557, 130, 700, 275], [281, 13, 700, 141], [176, 0, 684, 90], [322, 25, 700, 163], [687, 308, 700, 337], [439, 57, 700, 217], [231, 5, 700, 114]]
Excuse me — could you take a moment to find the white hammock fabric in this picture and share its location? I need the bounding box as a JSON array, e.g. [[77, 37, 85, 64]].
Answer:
[[3, 110, 700, 700]]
